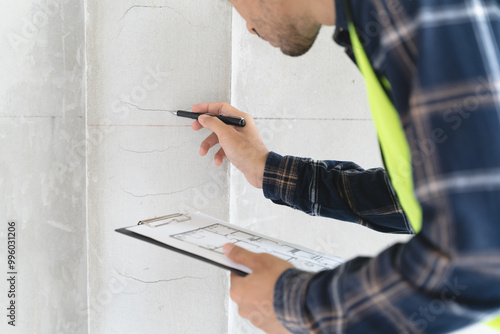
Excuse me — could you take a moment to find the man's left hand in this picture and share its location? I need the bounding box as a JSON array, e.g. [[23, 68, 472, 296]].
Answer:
[[224, 243, 294, 334]]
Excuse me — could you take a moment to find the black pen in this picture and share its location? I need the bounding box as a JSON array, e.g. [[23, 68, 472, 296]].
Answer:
[[169, 110, 246, 127]]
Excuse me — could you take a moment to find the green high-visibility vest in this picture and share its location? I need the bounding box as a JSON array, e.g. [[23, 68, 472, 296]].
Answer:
[[347, 9, 500, 331]]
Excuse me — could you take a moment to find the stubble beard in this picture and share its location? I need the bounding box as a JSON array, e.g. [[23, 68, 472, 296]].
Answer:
[[277, 19, 321, 57]]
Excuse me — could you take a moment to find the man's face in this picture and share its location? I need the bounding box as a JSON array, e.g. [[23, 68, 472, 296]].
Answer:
[[229, 0, 321, 57]]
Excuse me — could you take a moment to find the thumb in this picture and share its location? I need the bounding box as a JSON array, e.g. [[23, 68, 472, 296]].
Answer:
[[223, 243, 258, 268], [198, 114, 230, 136]]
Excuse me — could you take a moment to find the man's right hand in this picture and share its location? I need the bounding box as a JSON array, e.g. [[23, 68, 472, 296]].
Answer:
[[191, 102, 269, 189]]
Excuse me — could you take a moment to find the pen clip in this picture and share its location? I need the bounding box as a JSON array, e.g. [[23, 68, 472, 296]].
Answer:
[[219, 114, 243, 120]]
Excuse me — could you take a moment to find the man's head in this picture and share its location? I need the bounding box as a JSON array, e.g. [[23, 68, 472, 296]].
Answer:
[[229, 0, 335, 57]]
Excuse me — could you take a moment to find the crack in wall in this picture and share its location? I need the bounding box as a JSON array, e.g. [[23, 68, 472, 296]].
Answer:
[[118, 4, 206, 31], [121, 181, 211, 198], [120, 100, 191, 113], [116, 271, 207, 284], [116, 3, 212, 37], [120, 5, 176, 21], [118, 142, 188, 154], [120, 100, 172, 112], [0, 115, 64, 118]]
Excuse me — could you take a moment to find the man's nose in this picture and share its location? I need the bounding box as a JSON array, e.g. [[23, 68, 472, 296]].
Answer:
[[246, 22, 258, 36]]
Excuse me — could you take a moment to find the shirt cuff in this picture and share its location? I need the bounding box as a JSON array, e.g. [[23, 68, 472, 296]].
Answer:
[[262, 152, 301, 206], [274, 268, 315, 333]]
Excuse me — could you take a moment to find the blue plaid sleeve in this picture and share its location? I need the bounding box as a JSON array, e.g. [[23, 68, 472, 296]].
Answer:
[[263, 152, 413, 234], [267, 0, 500, 333]]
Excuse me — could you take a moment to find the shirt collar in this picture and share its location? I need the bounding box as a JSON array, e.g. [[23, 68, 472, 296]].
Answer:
[[333, 0, 350, 47], [332, 0, 355, 61]]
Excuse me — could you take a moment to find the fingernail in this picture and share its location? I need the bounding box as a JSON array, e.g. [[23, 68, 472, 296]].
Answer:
[[223, 243, 234, 255], [198, 114, 208, 124]]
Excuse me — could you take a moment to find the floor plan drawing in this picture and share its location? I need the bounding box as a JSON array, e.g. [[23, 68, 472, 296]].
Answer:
[[171, 223, 343, 272]]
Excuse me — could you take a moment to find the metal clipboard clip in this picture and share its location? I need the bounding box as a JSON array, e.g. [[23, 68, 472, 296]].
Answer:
[[138, 213, 191, 228]]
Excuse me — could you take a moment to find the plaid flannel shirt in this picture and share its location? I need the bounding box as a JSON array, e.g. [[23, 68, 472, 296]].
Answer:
[[264, 0, 500, 333]]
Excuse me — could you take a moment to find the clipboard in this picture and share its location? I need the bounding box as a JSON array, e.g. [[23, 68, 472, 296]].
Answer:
[[115, 212, 344, 277], [115, 213, 249, 276]]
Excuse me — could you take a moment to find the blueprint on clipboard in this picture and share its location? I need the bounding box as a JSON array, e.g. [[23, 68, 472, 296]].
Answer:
[[120, 212, 344, 275]]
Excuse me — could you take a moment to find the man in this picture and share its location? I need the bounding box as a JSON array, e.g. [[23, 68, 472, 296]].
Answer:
[[191, 0, 500, 333]]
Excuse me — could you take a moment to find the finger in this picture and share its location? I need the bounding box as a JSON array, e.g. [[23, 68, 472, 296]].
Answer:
[[229, 272, 245, 287], [214, 147, 226, 166], [191, 120, 203, 131], [230, 271, 240, 281], [192, 102, 249, 118], [191, 102, 224, 114], [200, 132, 219, 157], [224, 243, 259, 269], [198, 114, 234, 138]]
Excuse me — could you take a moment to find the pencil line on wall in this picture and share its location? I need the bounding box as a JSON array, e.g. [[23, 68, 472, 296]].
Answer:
[[87, 124, 190, 127], [253, 117, 373, 121]]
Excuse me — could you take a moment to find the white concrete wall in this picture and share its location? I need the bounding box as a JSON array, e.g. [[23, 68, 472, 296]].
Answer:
[[0, 1, 87, 333], [85, 0, 232, 333]]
